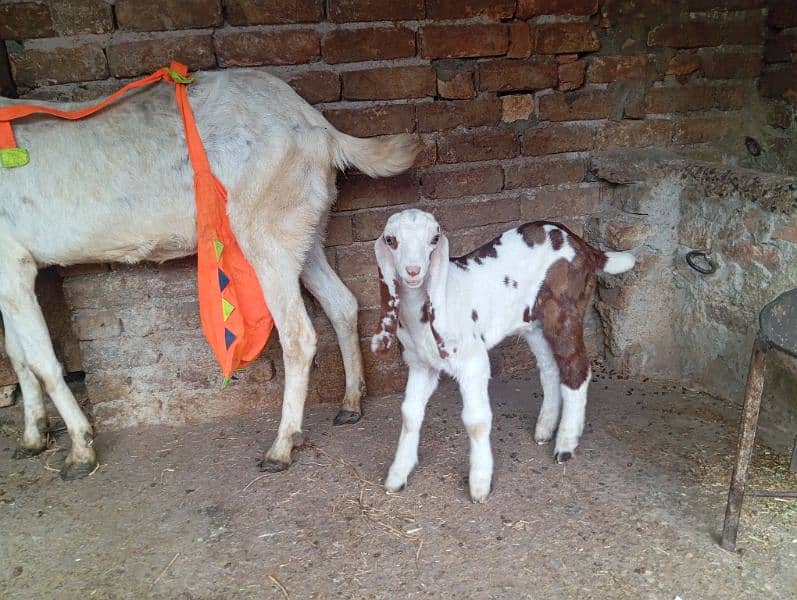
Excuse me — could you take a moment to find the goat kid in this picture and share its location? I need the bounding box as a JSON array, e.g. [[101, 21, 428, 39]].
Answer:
[[372, 209, 635, 502], [1, 68, 419, 479]]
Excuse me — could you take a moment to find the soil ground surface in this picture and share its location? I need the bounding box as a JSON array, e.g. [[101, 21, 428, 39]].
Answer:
[[1, 370, 796, 599]]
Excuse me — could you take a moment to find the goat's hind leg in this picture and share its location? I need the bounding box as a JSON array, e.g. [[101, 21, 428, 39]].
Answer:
[[0, 244, 96, 479], [523, 328, 562, 445], [301, 238, 365, 425]]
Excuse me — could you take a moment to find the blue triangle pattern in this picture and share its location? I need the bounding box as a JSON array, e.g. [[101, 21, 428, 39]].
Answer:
[[218, 268, 230, 292], [224, 327, 236, 350]]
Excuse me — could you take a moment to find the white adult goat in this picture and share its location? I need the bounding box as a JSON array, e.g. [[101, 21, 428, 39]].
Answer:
[[372, 209, 634, 502], [0, 68, 418, 479]]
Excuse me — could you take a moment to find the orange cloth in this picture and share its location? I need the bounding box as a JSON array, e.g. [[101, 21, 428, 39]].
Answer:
[[0, 62, 274, 382]]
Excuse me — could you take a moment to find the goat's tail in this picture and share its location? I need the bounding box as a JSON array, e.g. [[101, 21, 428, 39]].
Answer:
[[597, 250, 636, 275], [331, 131, 421, 178]]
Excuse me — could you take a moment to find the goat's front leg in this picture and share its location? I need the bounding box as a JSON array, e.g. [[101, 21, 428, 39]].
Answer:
[[300, 239, 365, 425], [385, 365, 439, 492], [458, 354, 493, 503]]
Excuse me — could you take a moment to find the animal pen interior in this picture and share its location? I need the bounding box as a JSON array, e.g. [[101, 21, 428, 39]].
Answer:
[[1, 1, 796, 598]]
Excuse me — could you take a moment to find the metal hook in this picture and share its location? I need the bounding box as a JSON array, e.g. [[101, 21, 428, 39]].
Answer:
[[686, 250, 716, 275]]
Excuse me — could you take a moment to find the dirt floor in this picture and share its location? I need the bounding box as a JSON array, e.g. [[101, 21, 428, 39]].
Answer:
[[1, 368, 796, 600]]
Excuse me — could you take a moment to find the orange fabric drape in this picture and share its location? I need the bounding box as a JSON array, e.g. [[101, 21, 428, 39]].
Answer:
[[0, 62, 274, 382]]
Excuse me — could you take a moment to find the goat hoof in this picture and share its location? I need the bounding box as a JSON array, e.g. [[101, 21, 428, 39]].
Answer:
[[333, 410, 361, 426], [13, 445, 46, 459], [60, 460, 97, 480], [258, 458, 291, 473], [555, 451, 573, 463]]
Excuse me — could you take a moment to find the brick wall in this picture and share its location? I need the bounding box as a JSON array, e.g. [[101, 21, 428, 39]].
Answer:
[[1, 1, 795, 427]]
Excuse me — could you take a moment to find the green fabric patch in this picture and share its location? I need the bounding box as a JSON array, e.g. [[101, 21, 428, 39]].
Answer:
[[167, 68, 195, 85], [213, 239, 224, 261], [221, 376, 232, 389], [0, 148, 29, 168], [222, 298, 235, 321]]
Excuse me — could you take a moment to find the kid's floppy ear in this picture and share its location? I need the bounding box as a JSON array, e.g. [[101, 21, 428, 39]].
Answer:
[[426, 233, 449, 332], [371, 235, 400, 355]]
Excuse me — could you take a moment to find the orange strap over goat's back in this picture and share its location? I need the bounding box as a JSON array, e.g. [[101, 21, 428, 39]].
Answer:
[[0, 62, 274, 383]]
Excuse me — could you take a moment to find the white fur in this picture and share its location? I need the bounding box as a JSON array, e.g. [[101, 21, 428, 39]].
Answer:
[[374, 209, 634, 502], [603, 251, 636, 274], [0, 68, 418, 476]]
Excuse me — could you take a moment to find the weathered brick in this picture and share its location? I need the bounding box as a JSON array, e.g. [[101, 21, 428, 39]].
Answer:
[[415, 135, 438, 168], [342, 66, 436, 100], [644, 85, 715, 113], [502, 95, 535, 123], [72, 309, 122, 341], [768, 0, 797, 29], [324, 104, 415, 137], [477, 58, 558, 93], [226, 0, 322, 25], [538, 90, 612, 121], [587, 55, 651, 83], [438, 69, 475, 99], [51, 0, 113, 35], [352, 209, 398, 242], [666, 53, 702, 83], [518, 0, 598, 17], [648, 20, 763, 49], [0, 2, 53, 39], [508, 22, 532, 59], [283, 71, 340, 104], [216, 30, 319, 67], [322, 27, 415, 64], [699, 49, 762, 79], [336, 173, 419, 211], [326, 216, 353, 246], [435, 197, 521, 231], [559, 60, 586, 92], [532, 23, 600, 54], [759, 66, 797, 100], [764, 29, 797, 64], [116, 0, 222, 31], [329, 0, 424, 22], [335, 243, 377, 278], [773, 220, 797, 244], [672, 115, 737, 144], [10, 45, 108, 88], [427, 0, 516, 19], [595, 120, 673, 149], [417, 99, 501, 132], [714, 82, 754, 110], [108, 35, 216, 78], [421, 165, 504, 199], [521, 185, 604, 220], [521, 123, 595, 156], [765, 102, 792, 129], [419, 24, 509, 60], [504, 156, 586, 189], [437, 129, 518, 164]]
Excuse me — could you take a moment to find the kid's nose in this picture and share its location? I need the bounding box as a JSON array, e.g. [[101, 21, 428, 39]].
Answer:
[[406, 265, 421, 277]]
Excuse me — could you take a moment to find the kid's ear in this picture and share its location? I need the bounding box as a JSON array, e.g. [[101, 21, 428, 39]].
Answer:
[[426, 233, 449, 332], [372, 235, 400, 355]]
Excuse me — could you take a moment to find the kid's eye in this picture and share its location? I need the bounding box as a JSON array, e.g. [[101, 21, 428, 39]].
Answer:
[[431, 234, 440, 245], [384, 235, 398, 249]]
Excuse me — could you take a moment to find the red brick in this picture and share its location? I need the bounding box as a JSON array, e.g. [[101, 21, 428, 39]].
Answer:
[[648, 20, 763, 48], [226, 0, 322, 24], [508, 22, 532, 59], [605, 221, 651, 251], [477, 58, 558, 92], [324, 104, 415, 137], [419, 24, 509, 60], [768, 0, 797, 29], [558, 60, 586, 91], [502, 95, 534, 123], [421, 165, 504, 199], [415, 136, 438, 168], [436, 197, 521, 231], [108, 35, 216, 78], [352, 209, 401, 242], [342, 66, 436, 100], [336, 173, 419, 211], [329, 0, 424, 22], [504, 156, 586, 189], [417, 99, 501, 133], [326, 216, 353, 247], [666, 53, 702, 83], [538, 90, 612, 121], [595, 120, 673, 149], [764, 29, 797, 63], [216, 30, 319, 67], [336, 243, 380, 278], [0, 2, 53, 39], [438, 70, 475, 99], [518, 0, 598, 17], [51, 0, 113, 35], [427, 0, 515, 19], [521, 123, 595, 156], [115, 0, 221, 31], [521, 185, 604, 220], [283, 71, 340, 104], [699, 50, 762, 79], [437, 129, 518, 164], [532, 23, 600, 54], [672, 116, 737, 144], [587, 55, 650, 83], [758, 67, 797, 100], [10, 45, 108, 88], [322, 27, 415, 64], [643, 86, 715, 113]]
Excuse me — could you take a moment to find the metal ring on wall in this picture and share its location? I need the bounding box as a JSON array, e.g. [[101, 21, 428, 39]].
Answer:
[[686, 250, 717, 275]]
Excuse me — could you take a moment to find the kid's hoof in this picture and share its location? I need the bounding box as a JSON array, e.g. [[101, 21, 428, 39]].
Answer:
[[258, 458, 291, 473], [13, 445, 46, 459], [555, 451, 573, 463], [60, 460, 97, 480], [333, 410, 361, 426]]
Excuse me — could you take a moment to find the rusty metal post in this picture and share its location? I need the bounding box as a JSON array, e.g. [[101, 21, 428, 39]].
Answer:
[[720, 336, 767, 552]]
